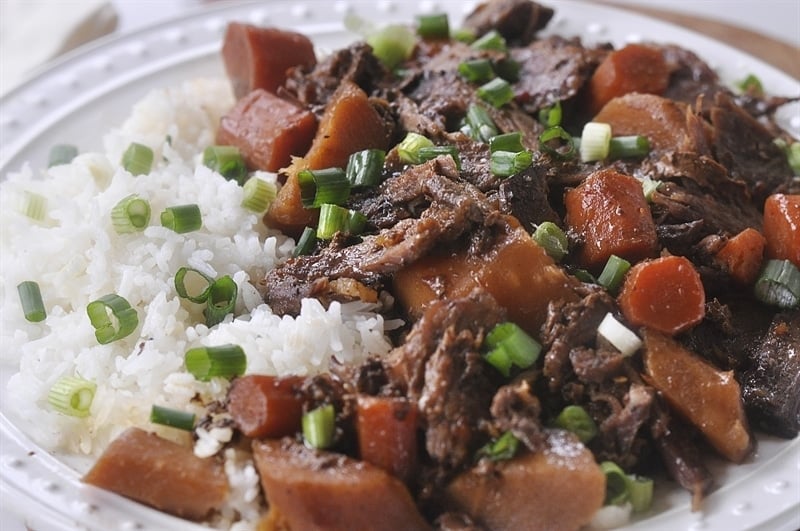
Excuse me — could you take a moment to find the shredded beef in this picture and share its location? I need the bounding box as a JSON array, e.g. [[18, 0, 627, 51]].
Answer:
[[490, 378, 546, 451], [461, 0, 554, 45]]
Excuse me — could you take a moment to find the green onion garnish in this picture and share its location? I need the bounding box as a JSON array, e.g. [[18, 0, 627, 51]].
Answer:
[[628, 475, 654, 512], [490, 150, 532, 177], [302, 404, 336, 449], [538, 101, 562, 128], [608, 135, 650, 160], [451, 27, 477, 44], [417, 145, 461, 169], [477, 78, 515, 108], [17, 281, 46, 322], [174, 267, 214, 303], [397, 132, 435, 165], [458, 59, 495, 83], [86, 294, 138, 344], [161, 204, 202, 233], [48, 144, 78, 167], [111, 194, 151, 233], [477, 431, 519, 461], [597, 254, 631, 294], [754, 259, 800, 309], [150, 404, 196, 431], [471, 30, 507, 52], [203, 145, 248, 185], [774, 138, 800, 175], [17, 190, 47, 221], [553, 405, 598, 443], [298, 167, 350, 208], [579, 122, 612, 162], [367, 24, 416, 69], [464, 103, 499, 143], [185, 344, 246, 381], [597, 312, 642, 357], [121, 142, 154, 176], [532, 221, 568, 262], [416, 13, 449, 39], [493, 58, 520, 83], [489, 132, 525, 154], [484, 321, 541, 377], [204, 275, 238, 327], [346, 149, 386, 189], [736, 73, 764, 97], [641, 175, 662, 201], [293, 227, 318, 257], [601, 461, 631, 505], [241, 176, 277, 212], [47, 376, 96, 417], [316, 204, 366, 240], [538, 126, 576, 160]]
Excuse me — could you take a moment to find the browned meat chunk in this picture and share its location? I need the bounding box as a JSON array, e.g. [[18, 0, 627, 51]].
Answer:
[[461, 0, 554, 46], [82, 427, 228, 520]]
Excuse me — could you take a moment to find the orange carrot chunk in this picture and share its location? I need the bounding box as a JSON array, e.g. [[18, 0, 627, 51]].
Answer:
[[715, 227, 766, 285], [228, 375, 305, 439], [216, 89, 317, 172], [221, 23, 316, 99], [564, 168, 658, 271], [356, 395, 419, 484], [586, 43, 669, 115], [763, 193, 800, 268], [618, 255, 705, 335], [592, 93, 691, 152]]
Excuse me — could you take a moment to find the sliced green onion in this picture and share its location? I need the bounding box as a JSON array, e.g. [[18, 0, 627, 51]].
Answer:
[[302, 404, 336, 449], [17, 190, 47, 221], [538, 126, 576, 160], [490, 132, 525, 154], [17, 281, 46, 322], [316, 204, 367, 240], [609, 135, 650, 160], [597, 254, 631, 293], [580, 122, 612, 162], [346, 149, 386, 189], [554, 405, 598, 443], [628, 475, 654, 512], [203, 145, 248, 185], [538, 102, 562, 128], [736, 73, 764, 97], [484, 321, 541, 376], [367, 24, 416, 69], [601, 461, 631, 505], [458, 59, 495, 83], [477, 78, 514, 108], [597, 313, 642, 357], [48, 144, 78, 167], [774, 138, 800, 175], [174, 267, 214, 303], [418, 145, 461, 169], [204, 275, 238, 327], [161, 204, 202, 233], [478, 431, 519, 461], [298, 167, 350, 208], [451, 27, 476, 44], [571, 268, 597, 284], [121, 142, 154, 176], [397, 132, 435, 165], [185, 344, 246, 381], [464, 103, 499, 143], [493, 58, 520, 83], [641, 175, 662, 201], [532, 221, 568, 262], [241, 176, 277, 212], [754, 259, 800, 309], [150, 404, 196, 431], [47, 376, 96, 417], [471, 30, 506, 52], [293, 227, 318, 257], [416, 13, 449, 39], [86, 294, 138, 344], [490, 150, 532, 177], [111, 194, 151, 233]]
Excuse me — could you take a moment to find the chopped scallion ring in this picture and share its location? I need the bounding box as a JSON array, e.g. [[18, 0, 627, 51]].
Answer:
[[293, 227, 318, 257], [17, 190, 47, 221], [538, 126, 576, 160], [416, 13, 449, 39], [346, 149, 386, 189], [366, 24, 416, 69], [484, 321, 541, 376], [580, 122, 612, 162], [121, 142, 154, 176], [538, 101, 562, 128], [397, 132, 435, 165], [417, 145, 461, 169], [17, 281, 46, 322], [48, 144, 78, 167], [554, 405, 598, 443], [111, 194, 151, 233], [458, 58, 495, 83], [477, 77, 514, 108], [597, 313, 642, 357], [493, 58, 520, 83], [174, 267, 215, 303], [298, 167, 350, 208], [754, 259, 800, 309], [597, 254, 631, 294], [241, 176, 277, 212], [601, 461, 631, 505], [641, 175, 662, 201], [86, 293, 138, 344], [161, 204, 202, 233], [47, 376, 96, 417], [628, 475, 654, 512], [203, 145, 248, 185], [490, 149, 532, 177], [477, 431, 519, 461], [150, 404, 196, 431], [204, 275, 238, 327], [465, 103, 499, 143], [736, 73, 764, 97], [451, 27, 477, 44], [608, 135, 650, 160], [471, 30, 507, 52], [489, 132, 525, 154], [302, 404, 336, 449], [316, 204, 367, 240], [532, 221, 569, 262], [185, 344, 246, 381]]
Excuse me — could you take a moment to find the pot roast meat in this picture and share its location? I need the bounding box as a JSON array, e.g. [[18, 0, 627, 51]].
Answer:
[[461, 0, 555, 46], [742, 310, 800, 438], [489, 378, 546, 451]]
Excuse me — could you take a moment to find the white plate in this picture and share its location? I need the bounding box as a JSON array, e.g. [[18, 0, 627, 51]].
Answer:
[[1, 1, 798, 530]]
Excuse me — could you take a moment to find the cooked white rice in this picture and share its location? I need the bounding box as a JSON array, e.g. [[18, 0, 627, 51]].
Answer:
[[0, 78, 395, 527]]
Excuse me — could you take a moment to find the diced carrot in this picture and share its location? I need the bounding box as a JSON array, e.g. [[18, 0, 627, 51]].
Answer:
[[216, 89, 317, 172], [228, 375, 305, 439], [221, 23, 316, 99], [715, 227, 766, 285], [586, 43, 669, 115], [763, 193, 800, 268], [618, 255, 705, 335], [564, 168, 659, 271], [356, 395, 419, 484]]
